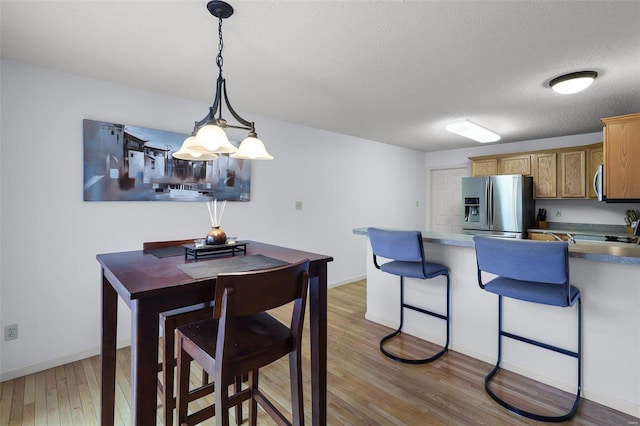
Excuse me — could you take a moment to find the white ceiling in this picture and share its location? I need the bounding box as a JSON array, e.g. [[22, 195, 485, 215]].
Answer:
[[2, 0, 639, 152]]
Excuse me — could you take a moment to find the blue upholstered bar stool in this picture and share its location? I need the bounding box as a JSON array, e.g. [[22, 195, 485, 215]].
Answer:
[[473, 236, 582, 422], [368, 228, 450, 364]]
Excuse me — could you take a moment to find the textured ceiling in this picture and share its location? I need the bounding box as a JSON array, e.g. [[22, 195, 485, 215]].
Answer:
[[2, 0, 639, 152]]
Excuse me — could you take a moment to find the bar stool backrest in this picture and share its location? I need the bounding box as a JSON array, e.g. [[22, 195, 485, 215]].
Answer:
[[213, 259, 310, 319], [368, 228, 429, 279], [368, 228, 425, 262], [474, 236, 569, 285]]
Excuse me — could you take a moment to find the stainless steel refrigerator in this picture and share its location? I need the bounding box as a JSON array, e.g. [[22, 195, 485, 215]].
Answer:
[[461, 174, 534, 238]]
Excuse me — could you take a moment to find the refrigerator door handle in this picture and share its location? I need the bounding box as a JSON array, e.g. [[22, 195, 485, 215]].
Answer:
[[487, 179, 493, 226], [513, 177, 519, 229]]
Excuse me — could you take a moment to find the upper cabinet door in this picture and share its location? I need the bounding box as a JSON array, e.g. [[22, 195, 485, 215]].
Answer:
[[532, 152, 557, 198], [558, 150, 586, 198], [471, 158, 497, 176], [602, 113, 640, 201], [497, 155, 531, 176]]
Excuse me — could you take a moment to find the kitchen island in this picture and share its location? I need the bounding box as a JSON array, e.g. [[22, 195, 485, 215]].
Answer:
[[354, 228, 640, 418]]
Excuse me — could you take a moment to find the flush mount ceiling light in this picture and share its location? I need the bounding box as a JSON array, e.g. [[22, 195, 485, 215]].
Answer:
[[173, 1, 273, 161], [549, 71, 598, 95], [446, 120, 501, 143]]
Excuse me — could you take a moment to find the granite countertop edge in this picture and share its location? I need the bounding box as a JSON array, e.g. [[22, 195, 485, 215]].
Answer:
[[353, 227, 640, 265]]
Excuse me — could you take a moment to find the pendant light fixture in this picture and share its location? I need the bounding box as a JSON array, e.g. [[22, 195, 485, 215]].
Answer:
[[173, 1, 273, 161], [549, 71, 598, 95]]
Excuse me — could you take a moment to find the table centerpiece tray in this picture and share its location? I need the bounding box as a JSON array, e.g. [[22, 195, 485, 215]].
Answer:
[[183, 241, 248, 260]]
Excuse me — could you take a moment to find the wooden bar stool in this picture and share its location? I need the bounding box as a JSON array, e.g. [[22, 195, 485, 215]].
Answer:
[[473, 236, 582, 422], [176, 259, 310, 426], [368, 228, 450, 364]]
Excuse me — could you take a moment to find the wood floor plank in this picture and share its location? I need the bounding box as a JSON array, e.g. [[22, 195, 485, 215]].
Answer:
[[55, 365, 73, 426], [0, 379, 14, 425], [1, 280, 639, 425], [20, 373, 36, 426], [7, 376, 24, 426], [62, 362, 86, 425], [80, 359, 100, 416], [45, 368, 60, 425], [33, 371, 47, 424], [73, 358, 98, 425]]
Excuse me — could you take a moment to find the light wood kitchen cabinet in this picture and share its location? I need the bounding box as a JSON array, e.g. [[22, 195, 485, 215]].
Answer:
[[470, 154, 531, 176], [471, 158, 497, 176], [531, 152, 557, 198], [498, 154, 531, 175], [558, 150, 586, 198], [586, 143, 603, 198], [470, 142, 603, 199], [602, 113, 640, 201]]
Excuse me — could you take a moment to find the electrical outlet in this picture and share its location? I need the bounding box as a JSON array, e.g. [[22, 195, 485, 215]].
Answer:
[[4, 324, 18, 341], [555, 210, 562, 217]]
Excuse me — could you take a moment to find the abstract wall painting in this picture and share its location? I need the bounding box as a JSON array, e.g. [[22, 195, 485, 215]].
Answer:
[[83, 119, 251, 201]]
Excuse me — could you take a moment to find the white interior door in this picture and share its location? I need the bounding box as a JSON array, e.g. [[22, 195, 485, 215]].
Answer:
[[429, 167, 469, 233]]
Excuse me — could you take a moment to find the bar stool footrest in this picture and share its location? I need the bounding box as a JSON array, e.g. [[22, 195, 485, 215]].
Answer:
[[485, 365, 581, 423], [380, 330, 448, 364]]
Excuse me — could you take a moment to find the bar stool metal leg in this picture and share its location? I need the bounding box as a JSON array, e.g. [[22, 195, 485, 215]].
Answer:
[[484, 295, 582, 423], [380, 273, 450, 364]]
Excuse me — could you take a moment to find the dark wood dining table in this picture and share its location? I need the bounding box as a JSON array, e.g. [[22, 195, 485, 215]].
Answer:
[[98, 240, 333, 425]]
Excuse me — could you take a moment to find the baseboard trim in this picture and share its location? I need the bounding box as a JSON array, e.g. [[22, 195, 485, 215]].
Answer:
[[329, 275, 366, 289], [0, 339, 131, 383]]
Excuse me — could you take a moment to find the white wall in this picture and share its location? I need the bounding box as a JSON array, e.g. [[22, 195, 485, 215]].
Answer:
[[0, 60, 426, 380], [424, 133, 640, 227]]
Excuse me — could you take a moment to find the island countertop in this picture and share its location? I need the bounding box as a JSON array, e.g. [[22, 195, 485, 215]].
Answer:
[[353, 227, 640, 265]]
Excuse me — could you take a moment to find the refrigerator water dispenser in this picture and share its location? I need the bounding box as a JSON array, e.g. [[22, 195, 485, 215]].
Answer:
[[464, 197, 480, 223]]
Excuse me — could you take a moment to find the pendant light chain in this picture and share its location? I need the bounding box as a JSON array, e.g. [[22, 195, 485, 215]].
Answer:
[[216, 16, 224, 77]]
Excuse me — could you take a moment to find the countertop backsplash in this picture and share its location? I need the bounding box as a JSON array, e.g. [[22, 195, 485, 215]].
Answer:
[[529, 222, 631, 237], [534, 199, 640, 227]]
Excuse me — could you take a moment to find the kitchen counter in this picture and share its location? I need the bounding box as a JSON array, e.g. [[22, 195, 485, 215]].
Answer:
[[353, 227, 640, 265]]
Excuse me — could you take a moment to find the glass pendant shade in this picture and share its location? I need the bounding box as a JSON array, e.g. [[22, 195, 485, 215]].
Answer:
[[194, 124, 238, 153], [231, 135, 274, 160], [173, 135, 219, 160]]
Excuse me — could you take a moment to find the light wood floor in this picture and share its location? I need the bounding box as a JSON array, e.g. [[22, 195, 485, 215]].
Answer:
[[1, 280, 638, 425]]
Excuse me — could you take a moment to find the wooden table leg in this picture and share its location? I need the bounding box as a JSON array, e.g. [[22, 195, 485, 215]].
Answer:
[[101, 272, 117, 425], [309, 266, 328, 426], [130, 299, 161, 425]]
